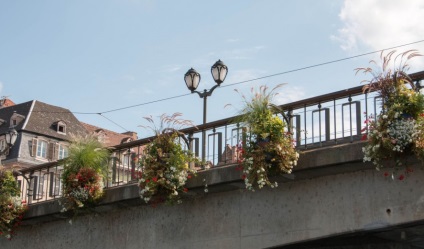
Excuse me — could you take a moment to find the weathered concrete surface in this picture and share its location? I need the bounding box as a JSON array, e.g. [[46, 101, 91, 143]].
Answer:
[[2, 141, 424, 248]]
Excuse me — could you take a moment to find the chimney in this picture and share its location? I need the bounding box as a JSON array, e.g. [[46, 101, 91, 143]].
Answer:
[[0, 97, 15, 108], [122, 131, 138, 140]]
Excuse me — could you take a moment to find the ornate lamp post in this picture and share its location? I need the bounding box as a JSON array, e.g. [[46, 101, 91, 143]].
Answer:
[[184, 60, 228, 161], [0, 127, 18, 165]]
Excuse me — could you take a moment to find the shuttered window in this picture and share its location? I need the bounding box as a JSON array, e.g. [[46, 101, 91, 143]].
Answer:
[[32, 175, 45, 200], [36, 140, 48, 158], [58, 144, 68, 159], [49, 172, 62, 197]]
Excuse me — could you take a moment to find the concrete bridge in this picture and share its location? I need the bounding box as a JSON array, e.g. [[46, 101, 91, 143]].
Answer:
[[3, 141, 424, 249], [4, 71, 424, 248]]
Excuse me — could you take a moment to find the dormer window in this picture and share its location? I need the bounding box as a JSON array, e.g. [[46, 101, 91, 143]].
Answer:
[[56, 121, 67, 134], [10, 113, 25, 127]]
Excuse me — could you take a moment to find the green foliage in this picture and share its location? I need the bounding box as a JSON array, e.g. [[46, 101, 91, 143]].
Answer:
[[138, 113, 197, 205], [359, 50, 424, 178], [0, 169, 20, 197], [235, 85, 299, 190], [0, 168, 27, 239], [61, 135, 110, 211], [63, 135, 110, 177]]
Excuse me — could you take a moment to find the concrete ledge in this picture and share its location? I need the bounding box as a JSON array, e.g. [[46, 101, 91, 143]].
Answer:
[[8, 141, 424, 249], [23, 141, 369, 222]]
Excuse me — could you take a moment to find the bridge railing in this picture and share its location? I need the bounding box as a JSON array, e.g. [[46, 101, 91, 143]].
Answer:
[[17, 71, 424, 205]]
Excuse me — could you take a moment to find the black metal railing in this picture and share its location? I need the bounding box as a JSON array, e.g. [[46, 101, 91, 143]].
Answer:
[[17, 71, 424, 204]]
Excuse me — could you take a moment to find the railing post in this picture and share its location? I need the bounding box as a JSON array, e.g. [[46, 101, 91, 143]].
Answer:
[[188, 133, 195, 169], [287, 110, 293, 134]]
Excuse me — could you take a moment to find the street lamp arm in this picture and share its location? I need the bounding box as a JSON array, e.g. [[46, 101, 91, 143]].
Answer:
[[191, 84, 221, 98], [184, 60, 228, 162]]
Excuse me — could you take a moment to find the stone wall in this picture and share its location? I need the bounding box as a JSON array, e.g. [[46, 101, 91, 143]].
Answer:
[[2, 142, 424, 249]]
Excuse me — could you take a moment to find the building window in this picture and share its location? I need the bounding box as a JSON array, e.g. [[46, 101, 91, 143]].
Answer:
[[58, 144, 68, 160], [32, 175, 45, 200], [36, 140, 48, 158], [10, 113, 25, 127], [56, 121, 66, 134], [123, 154, 130, 166], [49, 172, 62, 197]]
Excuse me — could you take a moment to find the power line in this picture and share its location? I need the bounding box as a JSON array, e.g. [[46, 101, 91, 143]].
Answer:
[[222, 39, 424, 88], [23, 40, 424, 131], [98, 113, 129, 132], [74, 39, 424, 115], [101, 93, 191, 114]]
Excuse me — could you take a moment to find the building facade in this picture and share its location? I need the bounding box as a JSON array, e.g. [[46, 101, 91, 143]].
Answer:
[[0, 99, 137, 169]]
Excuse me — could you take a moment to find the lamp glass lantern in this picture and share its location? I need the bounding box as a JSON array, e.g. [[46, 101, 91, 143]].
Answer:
[[211, 59, 228, 85], [5, 128, 18, 147], [184, 68, 201, 91]]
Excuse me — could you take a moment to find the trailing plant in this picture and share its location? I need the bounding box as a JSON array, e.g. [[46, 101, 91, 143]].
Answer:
[[0, 167, 27, 239], [359, 50, 424, 179], [61, 135, 110, 211], [138, 113, 198, 205], [234, 84, 299, 190]]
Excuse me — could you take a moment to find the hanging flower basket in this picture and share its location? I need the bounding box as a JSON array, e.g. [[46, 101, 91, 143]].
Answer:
[[61, 135, 110, 211], [138, 113, 198, 205], [234, 85, 299, 190], [0, 168, 27, 240], [359, 50, 424, 178], [63, 167, 104, 208]]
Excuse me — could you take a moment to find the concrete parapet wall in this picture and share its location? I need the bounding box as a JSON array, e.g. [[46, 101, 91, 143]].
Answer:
[[2, 141, 424, 248]]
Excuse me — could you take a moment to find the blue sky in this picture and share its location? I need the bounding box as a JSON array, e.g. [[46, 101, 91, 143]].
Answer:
[[1, 0, 423, 138]]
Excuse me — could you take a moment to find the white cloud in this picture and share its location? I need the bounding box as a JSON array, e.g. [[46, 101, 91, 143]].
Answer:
[[142, 88, 154, 95], [162, 65, 181, 73], [274, 86, 306, 105], [0, 81, 3, 96], [226, 69, 263, 85], [122, 74, 135, 81], [233, 46, 265, 59], [221, 46, 266, 60], [226, 38, 239, 43], [332, 0, 424, 69]]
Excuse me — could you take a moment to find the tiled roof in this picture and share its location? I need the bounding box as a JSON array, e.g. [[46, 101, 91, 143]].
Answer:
[[81, 122, 137, 147], [0, 100, 88, 140], [0, 101, 32, 134]]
